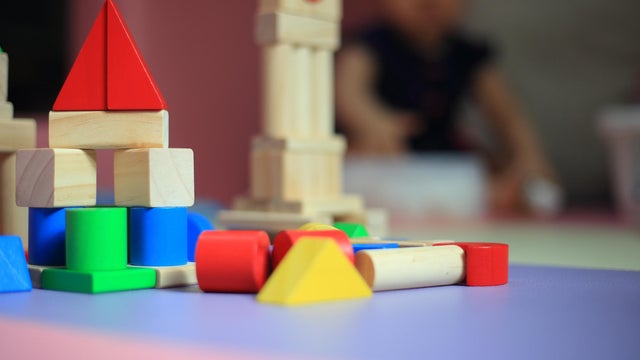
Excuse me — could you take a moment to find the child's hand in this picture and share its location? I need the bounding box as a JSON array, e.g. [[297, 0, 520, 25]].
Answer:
[[349, 112, 422, 155]]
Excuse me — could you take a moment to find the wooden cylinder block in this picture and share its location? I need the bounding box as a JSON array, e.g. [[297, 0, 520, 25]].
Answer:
[[355, 245, 465, 291]]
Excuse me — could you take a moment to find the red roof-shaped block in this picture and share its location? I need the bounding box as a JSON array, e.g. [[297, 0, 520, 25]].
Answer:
[[53, 0, 166, 111], [53, 3, 107, 111], [106, 0, 166, 110]]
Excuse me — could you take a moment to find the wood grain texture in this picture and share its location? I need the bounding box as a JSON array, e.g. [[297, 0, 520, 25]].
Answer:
[[258, 0, 342, 22], [15, 148, 97, 208], [0, 154, 28, 248], [0, 119, 36, 152], [255, 12, 339, 50], [114, 148, 194, 207], [311, 49, 334, 137], [262, 44, 295, 138], [48, 110, 169, 149]]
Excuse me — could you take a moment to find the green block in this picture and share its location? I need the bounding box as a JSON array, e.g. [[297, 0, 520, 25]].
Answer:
[[333, 222, 369, 238], [66, 207, 128, 271], [41, 267, 156, 294]]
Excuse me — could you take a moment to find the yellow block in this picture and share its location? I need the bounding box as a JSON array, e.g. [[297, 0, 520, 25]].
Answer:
[[298, 222, 336, 231], [257, 237, 372, 306]]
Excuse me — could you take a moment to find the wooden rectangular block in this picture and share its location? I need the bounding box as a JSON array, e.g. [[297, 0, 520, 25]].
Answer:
[[130, 263, 197, 288], [16, 148, 97, 207], [0, 119, 36, 152], [218, 209, 333, 234], [256, 12, 339, 50], [250, 147, 343, 201], [48, 110, 169, 149], [114, 148, 194, 207], [0, 52, 7, 103], [258, 0, 342, 22], [1, 154, 29, 248], [234, 194, 363, 216], [252, 135, 346, 152], [0, 102, 12, 120]]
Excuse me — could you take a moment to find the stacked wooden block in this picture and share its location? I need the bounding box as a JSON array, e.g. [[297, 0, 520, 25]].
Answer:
[[16, 0, 197, 293], [0, 49, 36, 248], [220, 0, 365, 233]]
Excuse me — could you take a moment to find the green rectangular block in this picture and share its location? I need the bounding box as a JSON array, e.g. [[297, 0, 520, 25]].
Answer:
[[42, 267, 156, 294]]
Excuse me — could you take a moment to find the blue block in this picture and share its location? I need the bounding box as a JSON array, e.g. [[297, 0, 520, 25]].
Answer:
[[352, 243, 399, 253], [28, 208, 67, 266], [129, 207, 188, 266], [0, 235, 32, 292], [187, 212, 214, 262]]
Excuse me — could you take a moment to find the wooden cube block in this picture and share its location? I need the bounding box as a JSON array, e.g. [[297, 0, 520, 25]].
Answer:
[[0, 119, 36, 152], [48, 110, 168, 149], [15, 148, 97, 207], [258, 0, 342, 22], [114, 148, 194, 207], [256, 12, 339, 50], [0, 102, 12, 120], [250, 145, 343, 201]]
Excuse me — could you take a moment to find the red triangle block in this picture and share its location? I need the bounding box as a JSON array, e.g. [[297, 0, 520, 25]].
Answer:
[[106, 0, 167, 110], [52, 2, 107, 111]]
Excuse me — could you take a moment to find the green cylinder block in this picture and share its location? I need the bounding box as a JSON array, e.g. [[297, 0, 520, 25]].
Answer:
[[66, 207, 128, 271]]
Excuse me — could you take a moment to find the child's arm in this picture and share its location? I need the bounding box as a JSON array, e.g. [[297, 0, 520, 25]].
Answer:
[[474, 66, 562, 212], [335, 45, 420, 154]]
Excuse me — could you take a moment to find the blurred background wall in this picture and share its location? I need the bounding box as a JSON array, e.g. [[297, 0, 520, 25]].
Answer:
[[2, 0, 639, 208]]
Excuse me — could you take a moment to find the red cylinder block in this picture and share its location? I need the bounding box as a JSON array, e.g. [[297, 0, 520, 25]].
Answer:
[[195, 230, 271, 293], [272, 230, 354, 268], [436, 242, 509, 286]]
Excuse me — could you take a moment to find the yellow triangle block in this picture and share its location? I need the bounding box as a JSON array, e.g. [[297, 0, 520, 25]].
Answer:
[[257, 237, 372, 306]]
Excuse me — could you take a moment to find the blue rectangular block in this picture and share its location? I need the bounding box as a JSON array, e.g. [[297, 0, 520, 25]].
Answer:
[[352, 243, 399, 253], [0, 235, 32, 292], [129, 207, 188, 266], [28, 208, 67, 266]]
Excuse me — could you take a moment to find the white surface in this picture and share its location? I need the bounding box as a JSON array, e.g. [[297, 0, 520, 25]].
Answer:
[[344, 155, 488, 218]]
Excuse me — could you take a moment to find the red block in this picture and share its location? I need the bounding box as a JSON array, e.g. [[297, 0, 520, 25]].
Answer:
[[437, 242, 509, 286], [106, 0, 167, 110], [53, 2, 107, 110], [272, 230, 354, 269], [195, 230, 271, 293]]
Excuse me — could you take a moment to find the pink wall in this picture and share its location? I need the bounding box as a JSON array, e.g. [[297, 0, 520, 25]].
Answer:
[[68, 0, 376, 205]]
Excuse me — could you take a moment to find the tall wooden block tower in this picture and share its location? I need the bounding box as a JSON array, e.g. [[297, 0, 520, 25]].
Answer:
[[220, 0, 365, 232], [0, 48, 36, 248], [16, 0, 197, 293]]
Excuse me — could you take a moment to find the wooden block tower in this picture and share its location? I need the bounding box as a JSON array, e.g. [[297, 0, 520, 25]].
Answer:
[[0, 48, 36, 248], [219, 0, 365, 232], [16, 0, 196, 293]]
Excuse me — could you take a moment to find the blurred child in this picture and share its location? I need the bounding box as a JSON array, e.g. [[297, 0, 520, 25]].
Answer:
[[335, 0, 562, 214]]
